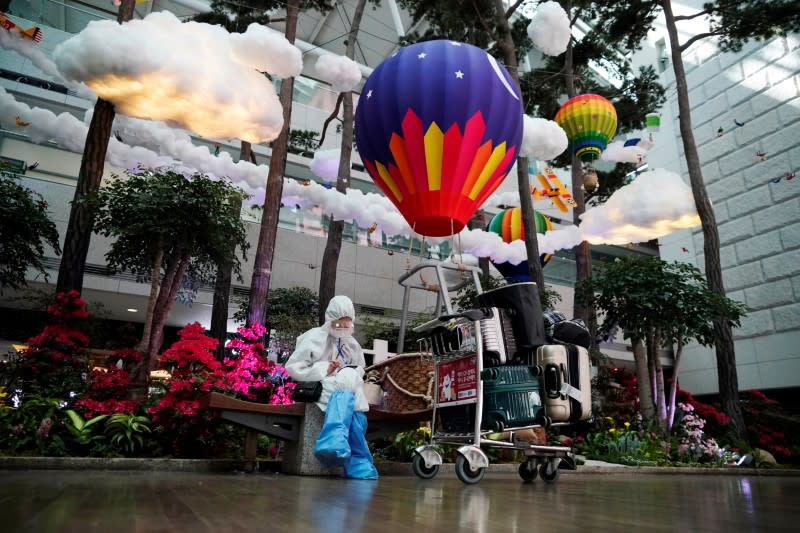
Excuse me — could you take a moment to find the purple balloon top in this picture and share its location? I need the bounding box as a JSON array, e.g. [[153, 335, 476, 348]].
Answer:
[[355, 40, 523, 177]]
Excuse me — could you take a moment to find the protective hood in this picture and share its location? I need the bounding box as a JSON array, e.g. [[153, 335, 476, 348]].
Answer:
[[325, 295, 356, 323]]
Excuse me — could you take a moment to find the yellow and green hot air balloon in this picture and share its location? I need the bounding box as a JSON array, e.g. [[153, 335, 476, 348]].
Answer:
[[487, 207, 553, 282], [554, 94, 617, 163]]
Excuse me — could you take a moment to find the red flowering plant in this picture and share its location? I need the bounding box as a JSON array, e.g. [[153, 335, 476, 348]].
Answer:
[[9, 290, 90, 402], [148, 323, 230, 457], [741, 389, 796, 463], [74, 348, 141, 417], [223, 322, 296, 405]]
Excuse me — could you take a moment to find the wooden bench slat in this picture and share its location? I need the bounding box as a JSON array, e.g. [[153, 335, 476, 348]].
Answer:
[[199, 392, 306, 416]]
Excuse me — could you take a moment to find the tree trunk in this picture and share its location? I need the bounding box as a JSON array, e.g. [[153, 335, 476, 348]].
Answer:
[[136, 246, 163, 353], [491, 0, 544, 291], [653, 333, 666, 428], [210, 143, 251, 358], [147, 251, 190, 357], [468, 210, 490, 276], [662, 0, 745, 438], [55, 0, 135, 294], [667, 341, 684, 431], [247, 0, 301, 326], [633, 338, 656, 421], [318, 0, 367, 323], [646, 330, 657, 407], [562, 20, 593, 331]]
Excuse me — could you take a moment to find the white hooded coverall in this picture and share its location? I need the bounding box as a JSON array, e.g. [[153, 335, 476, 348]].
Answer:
[[285, 295, 369, 412]]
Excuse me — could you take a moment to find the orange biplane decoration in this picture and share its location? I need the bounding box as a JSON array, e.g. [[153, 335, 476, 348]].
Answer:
[[0, 13, 44, 43], [529, 166, 576, 213]]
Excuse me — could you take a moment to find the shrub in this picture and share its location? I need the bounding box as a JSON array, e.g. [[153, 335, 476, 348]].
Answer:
[[148, 323, 227, 457], [224, 322, 295, 404], [75, 348, 141, 417], [6, 291, 90, 403]]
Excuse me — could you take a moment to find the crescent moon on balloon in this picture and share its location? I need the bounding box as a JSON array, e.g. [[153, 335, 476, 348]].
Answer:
[[486, 54, 520, 101]]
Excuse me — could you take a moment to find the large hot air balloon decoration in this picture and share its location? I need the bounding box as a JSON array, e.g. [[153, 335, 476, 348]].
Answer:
[[554, 93, 617, 164], [354, 40, 524, 237], [487, 207, 553, 282]]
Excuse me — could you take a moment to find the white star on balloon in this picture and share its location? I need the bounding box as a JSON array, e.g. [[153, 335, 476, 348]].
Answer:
[[455, 70, 464, 79], [367, 90, 373, 98], [418, 52, 427, 59]]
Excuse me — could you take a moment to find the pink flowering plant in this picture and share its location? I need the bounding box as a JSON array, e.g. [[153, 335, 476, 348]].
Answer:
[[223, 322, 295, 405], [673, 402, 726, 464]]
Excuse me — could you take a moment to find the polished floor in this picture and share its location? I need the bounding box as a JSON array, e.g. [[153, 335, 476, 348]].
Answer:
[[0, 469, 797, 532]]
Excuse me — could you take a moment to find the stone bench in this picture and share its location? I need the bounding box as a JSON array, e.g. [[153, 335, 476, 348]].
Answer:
[[198, 392, 431, 475]]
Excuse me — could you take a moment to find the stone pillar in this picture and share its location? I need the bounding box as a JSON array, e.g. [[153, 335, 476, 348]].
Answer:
[[281, 403, 342, 476]]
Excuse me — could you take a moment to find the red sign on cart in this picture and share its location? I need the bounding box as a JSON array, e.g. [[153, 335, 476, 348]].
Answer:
[[438, 356, 478, 403]]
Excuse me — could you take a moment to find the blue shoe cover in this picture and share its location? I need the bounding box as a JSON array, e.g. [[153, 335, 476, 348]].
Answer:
[[315, 390, 354, 467], [343, 411, 379, 480]]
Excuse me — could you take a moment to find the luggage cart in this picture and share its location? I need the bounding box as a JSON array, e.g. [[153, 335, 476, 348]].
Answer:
[[411, 311, 574, 485], [395, 261, 577, 485]]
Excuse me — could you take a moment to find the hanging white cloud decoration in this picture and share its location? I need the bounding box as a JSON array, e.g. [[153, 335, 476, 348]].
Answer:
[[601, 140, 648, 164], [519, 116, 569, 160], [315, 53, 362, 92], [527, 1, 572, 57], [53, 11, 302, 143], [310, 149, 346, 182], [580, 168, 701, 245]]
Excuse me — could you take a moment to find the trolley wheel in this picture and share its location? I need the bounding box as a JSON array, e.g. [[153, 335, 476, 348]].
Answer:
[[518, 461, 538, 483], [455, 454, 486, 484], [540, 460, 560, 483], [412, 454, 440, 480]]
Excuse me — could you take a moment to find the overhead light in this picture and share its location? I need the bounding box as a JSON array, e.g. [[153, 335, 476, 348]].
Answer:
[[127, 308, 138, 313]]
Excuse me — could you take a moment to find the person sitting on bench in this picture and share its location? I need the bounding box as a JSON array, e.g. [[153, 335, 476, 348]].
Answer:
[[285, 295, 378, 480]]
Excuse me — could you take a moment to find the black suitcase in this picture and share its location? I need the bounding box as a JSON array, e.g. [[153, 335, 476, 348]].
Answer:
[[476, 283, 546, 360]]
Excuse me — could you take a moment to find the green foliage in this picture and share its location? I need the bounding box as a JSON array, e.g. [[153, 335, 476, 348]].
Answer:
[[91, 168, 250, 301], [701, 1, 800, 52], [373, 426, 451, 462], [105, 412, 152, 454], [64, 409, 108, 446], [360, 315, 400, 353], [577, 416, 670, 466], [399, 0, 532, 62], [288, 130, 321, 153], [0, 395, 67, 456], [576, 257, 748, 348], [0, 172, 61, 292]]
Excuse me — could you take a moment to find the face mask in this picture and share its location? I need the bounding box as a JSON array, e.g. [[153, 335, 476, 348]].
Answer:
[[330, 325, 354, 339]]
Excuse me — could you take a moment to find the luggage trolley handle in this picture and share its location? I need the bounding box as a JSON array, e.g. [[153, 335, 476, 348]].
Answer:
[[543, 362, 569, 400], [438, 308, 494, 323]]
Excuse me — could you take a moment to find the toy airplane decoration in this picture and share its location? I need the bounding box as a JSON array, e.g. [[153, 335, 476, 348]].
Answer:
[[0, 13, 43, 43], [530, 166, 575, 213]]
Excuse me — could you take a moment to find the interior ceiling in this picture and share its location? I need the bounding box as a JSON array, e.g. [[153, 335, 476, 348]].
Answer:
[[40, 0, 413, 70], [1, 0, 422, 332]]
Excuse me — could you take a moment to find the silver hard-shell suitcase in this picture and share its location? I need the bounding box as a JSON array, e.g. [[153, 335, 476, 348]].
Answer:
[[535, 344, 592, 422]]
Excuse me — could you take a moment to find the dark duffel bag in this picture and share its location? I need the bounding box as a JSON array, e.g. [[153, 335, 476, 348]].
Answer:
[[552, 319, 591, 349]]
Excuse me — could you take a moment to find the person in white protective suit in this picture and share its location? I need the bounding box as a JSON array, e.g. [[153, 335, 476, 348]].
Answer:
[[285, 295, 378, 479]]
